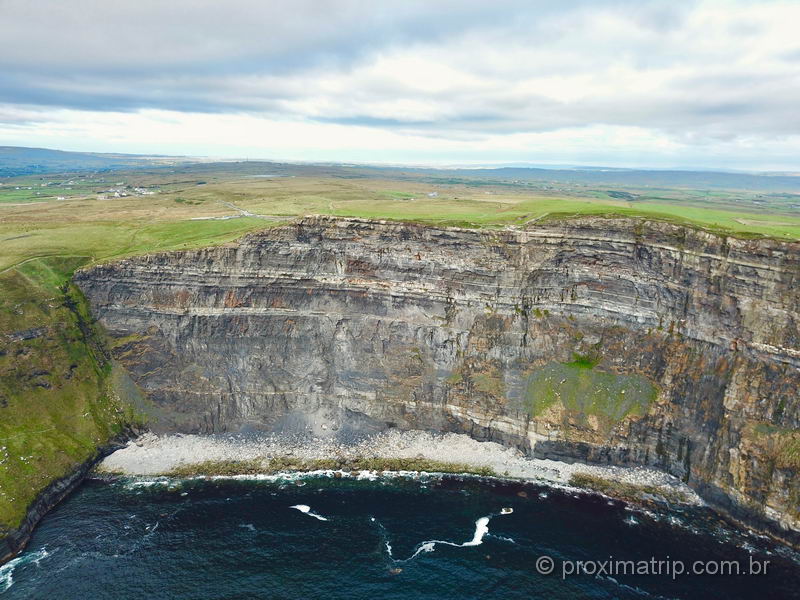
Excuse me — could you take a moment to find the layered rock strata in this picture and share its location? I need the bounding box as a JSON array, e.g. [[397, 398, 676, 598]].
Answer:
[[75, 216, 800, 544]]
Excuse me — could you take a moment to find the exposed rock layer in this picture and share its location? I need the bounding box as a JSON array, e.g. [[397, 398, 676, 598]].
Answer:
[[75, 216, 800, 544]]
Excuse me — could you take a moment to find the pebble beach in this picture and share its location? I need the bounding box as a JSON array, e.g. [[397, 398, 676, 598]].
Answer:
[[99, 429, 703, 504]]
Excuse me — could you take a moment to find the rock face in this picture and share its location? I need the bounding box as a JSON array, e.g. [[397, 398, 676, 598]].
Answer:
[[74, 216, 800, 544]]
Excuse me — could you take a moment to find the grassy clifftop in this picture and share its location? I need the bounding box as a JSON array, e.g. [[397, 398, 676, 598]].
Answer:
[[0, 205, 285, 533], [0, 258, 139, 531], [3, 169, 800, 277]]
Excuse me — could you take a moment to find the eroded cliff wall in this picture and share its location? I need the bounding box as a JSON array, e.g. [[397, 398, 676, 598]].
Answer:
[[74, 217, 800, 543]]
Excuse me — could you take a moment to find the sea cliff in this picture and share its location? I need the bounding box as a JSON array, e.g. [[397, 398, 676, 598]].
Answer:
[[74, 216, 800, 544]]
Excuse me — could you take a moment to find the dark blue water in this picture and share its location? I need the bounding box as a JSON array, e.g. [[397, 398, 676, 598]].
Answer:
[[2, 474, 798, 599]]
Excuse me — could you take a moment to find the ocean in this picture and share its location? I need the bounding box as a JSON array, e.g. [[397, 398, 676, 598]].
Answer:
[[2, 474, 798, 599]]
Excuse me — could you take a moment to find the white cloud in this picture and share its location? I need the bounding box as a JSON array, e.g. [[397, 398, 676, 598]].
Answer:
[[1, 0, 799, 169], [3, 106, 800, 170]]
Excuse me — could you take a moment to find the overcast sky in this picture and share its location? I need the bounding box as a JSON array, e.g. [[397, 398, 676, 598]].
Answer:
[[1, 0, 799, 170]]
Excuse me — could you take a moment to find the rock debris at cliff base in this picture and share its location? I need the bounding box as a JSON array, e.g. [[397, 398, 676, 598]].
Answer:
[[98, 429, 702, 504]]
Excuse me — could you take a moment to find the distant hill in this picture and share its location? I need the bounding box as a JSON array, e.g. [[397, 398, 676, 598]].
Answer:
[[2, 145, 799, 193], [0, 146, 182, 177], [373, 165, 800, 193]]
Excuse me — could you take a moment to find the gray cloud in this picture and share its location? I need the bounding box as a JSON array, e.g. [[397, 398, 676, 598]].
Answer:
[[0, 0, 798, 151]]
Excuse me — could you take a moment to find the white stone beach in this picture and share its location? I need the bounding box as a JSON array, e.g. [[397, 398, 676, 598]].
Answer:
[[98, 429, 703, 504]]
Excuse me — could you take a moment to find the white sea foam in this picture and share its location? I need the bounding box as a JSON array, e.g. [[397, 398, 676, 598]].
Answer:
[[463, 517, 490, 546], [125, 479, 168, 490], [0, 562, 12, 592], [488, 533, 516, 544], [597, 574, 674, 599], [0, 548, 48, 592], [388, 510, 511, 561], [290, 504, 328, 521]]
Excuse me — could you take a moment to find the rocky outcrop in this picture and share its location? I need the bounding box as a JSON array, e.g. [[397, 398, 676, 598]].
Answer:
[[74, 216, 800, 544]]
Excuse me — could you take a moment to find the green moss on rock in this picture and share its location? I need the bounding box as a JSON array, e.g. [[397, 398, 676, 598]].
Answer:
[[569, 473, 689, 504], [748, 423, 800, 470], [525, 361, 656, 422], [445, 371, 463, 385], [472, 373, 505, 397], [164, 457, 497, 478]]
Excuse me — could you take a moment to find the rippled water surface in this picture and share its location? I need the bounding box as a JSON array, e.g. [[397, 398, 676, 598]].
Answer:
[[2, 475, 798, 599]]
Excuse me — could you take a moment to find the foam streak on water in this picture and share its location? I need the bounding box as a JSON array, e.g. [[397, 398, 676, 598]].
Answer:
[[290, 504, 328, 521], [3, 476, 799, 600], [387, 511, 511, 562]]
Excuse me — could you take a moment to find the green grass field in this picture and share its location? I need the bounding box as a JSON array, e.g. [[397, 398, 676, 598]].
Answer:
[[3, 164, 800, 269]]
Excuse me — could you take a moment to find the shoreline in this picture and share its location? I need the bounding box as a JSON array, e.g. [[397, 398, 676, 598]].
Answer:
[[0, 430, 134, 567], [98, 429, 703, 506]]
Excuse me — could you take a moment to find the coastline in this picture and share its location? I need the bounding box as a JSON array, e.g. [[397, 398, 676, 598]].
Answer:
[[8, 427, 799, 571], [0, 430, 135, 566], [98, 429, 703, 506]]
